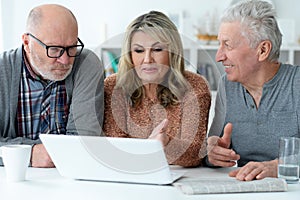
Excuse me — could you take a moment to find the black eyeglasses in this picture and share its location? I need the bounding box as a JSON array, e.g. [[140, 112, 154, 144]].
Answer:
[[26, 33, 84, 58]]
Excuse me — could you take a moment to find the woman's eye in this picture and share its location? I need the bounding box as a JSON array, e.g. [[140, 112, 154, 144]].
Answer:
[[153, 48, 163, 52], [134, 49, 144, 53]]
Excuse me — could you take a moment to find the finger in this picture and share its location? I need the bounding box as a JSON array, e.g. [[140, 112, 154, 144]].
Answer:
[[255, 170, 268, 180], [219, 123, 233, 148], [153, 132, 170, 146], [209, 158, 237, 167], [207, 135, 220, 143], [207, 136, 219, 146], [208, 145, 240, 161], [207, 146, 240, 168], [235, 163, 261, 181], [208, 146, 231, 158], [244, 168, 263, 181], [153, 121, 164, 134], [149, 119, 168, 138], [207, 136, 227, 154], [160, 119, 168, 132], [208, 150, 238, 167], [229, 168, 240, 177], [255, 162, 278, 180], [161, 133, 170, 146]]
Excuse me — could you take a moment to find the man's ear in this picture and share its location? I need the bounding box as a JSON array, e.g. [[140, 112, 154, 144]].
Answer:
[[22, 33, 30, 53], [257, 40, 272, 61]]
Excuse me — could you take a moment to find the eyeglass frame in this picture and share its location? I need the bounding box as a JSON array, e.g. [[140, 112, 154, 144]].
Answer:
[[26, 33, 84, 58]]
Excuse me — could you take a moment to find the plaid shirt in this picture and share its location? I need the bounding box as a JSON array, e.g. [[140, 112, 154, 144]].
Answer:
[[17, 54, 69, 139]]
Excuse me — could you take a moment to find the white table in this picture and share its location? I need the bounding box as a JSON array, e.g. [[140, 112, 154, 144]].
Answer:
[[0, 166, 299, 200]]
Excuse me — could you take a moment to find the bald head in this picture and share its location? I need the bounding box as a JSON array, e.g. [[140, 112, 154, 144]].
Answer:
[[26, 4, 78, 37]]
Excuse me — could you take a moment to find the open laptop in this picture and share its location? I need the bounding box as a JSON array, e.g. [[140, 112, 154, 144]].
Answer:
[[39, 134, 185, 185]]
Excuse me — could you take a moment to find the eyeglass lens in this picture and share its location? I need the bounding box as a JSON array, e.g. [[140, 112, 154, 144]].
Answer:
[[47, 46, 81, 58]]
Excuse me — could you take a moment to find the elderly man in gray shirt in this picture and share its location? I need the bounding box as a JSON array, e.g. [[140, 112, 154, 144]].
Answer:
[[206, 0, 300, 181]]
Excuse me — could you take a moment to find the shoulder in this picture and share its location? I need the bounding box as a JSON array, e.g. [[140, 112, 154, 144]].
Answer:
[[104, 73, 117, 91], [0, 47, 21, 64], [74, 48, 102, 67], [263, 63, 300, 85], [280, 63, 300, 74], [183, 70, 206, 82], [79, 48, 98, 58], [0, 47, 22, 75], [71, 48, 104, 77], [278, 63, 300, 89], [183, 70, 210, 91]]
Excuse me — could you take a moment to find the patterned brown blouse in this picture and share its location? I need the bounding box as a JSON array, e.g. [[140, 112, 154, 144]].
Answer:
[[103, 70, 211, 167]]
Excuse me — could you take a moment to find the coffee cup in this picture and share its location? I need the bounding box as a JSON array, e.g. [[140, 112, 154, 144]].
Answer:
[[0, 144, 32, 182]]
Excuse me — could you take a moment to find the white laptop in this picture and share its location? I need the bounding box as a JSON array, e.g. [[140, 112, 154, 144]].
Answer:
[[39, 134, 185, 185]]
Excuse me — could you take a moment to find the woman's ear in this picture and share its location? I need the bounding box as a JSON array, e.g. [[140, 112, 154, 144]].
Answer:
[[257, 40, 272, 61]]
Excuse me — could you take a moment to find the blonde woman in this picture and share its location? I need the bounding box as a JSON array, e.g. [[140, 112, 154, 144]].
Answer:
[[103, 11, 211, 167]]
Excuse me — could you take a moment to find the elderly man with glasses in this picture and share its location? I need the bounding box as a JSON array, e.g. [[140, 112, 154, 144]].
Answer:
[[0, 4, 104, 167]]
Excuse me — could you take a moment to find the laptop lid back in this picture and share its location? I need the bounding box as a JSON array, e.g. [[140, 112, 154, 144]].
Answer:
[[39, 134, 176, 184]]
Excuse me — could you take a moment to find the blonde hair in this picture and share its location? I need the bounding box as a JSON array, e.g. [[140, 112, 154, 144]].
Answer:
[[116, 10, 189, 107]]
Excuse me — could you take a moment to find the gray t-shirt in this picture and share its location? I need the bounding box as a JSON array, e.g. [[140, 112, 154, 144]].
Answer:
[[209, 63, 300, 166]]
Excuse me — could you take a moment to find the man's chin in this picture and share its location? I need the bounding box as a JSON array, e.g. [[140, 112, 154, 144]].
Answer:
[[45, 72, 70, 81], [52, 69, 72, 81], [226, 74, 238, 82]]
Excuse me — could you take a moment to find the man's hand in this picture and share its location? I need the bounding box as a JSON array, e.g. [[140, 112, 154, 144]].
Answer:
[[31, 144, 55, 168], [229, 159, 278, 181], [207, 123, 240, 167], [149, 119, 170, 146]]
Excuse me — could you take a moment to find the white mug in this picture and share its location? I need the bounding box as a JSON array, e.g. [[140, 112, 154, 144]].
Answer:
[[0, 145, 32, 182]]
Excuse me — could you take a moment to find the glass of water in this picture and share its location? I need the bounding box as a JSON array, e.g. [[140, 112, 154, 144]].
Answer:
[[278, 137, 300, 183]]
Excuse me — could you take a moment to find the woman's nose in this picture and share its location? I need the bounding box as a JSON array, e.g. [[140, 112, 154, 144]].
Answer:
[[143, 49, 153, 63]]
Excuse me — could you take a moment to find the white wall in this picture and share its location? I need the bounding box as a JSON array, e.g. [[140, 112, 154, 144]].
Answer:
[[1, 0, 300, 51], [1, 0, 231, 50]]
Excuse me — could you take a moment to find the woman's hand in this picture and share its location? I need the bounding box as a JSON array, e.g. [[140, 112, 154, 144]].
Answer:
[[148, 119, 170, 146]]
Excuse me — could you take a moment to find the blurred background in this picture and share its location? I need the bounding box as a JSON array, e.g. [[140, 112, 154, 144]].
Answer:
[[0, 0, 299, 51]]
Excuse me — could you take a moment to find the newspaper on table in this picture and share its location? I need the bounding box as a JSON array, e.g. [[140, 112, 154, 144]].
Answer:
[[173, 177, 288, 195]]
